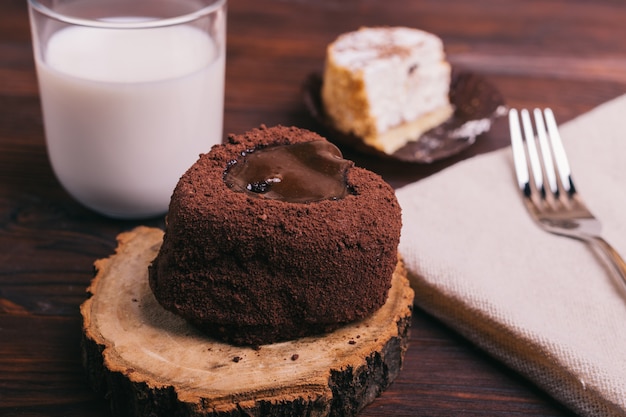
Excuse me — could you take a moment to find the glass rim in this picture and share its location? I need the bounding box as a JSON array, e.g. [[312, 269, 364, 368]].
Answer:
[[27, 0, 227, 29]]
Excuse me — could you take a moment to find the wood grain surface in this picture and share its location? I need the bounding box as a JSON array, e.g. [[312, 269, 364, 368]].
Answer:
[[2, 0, 626, 416], [81, 227, 414, 417]]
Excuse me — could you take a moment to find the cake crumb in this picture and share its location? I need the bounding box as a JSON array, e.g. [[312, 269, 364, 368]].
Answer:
[[232, 356, 242, 363]]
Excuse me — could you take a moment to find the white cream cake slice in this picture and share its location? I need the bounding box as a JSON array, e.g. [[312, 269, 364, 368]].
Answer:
[[321, 27, 453, 154]]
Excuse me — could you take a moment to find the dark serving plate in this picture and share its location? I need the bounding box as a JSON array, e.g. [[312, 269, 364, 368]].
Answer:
[[303, 70, 507, 163]]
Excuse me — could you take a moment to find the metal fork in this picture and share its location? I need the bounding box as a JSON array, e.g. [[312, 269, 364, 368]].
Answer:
[[509, 108, 626, 290]]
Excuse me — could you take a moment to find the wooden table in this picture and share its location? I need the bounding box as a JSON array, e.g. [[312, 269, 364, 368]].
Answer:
[[2, 0, 626, 415]]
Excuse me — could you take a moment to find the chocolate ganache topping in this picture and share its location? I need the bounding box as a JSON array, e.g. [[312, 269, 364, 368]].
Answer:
[[224, 141, 353, 203]]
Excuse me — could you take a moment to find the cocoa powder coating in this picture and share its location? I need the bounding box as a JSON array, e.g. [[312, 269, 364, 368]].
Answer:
[[148, 125, 402, 346]]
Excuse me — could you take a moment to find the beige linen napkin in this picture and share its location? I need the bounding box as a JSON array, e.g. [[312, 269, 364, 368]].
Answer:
[[397, 94, 626, 417]]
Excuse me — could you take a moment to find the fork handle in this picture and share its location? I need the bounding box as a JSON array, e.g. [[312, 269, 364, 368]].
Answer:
[[588, 236, 626, 293]]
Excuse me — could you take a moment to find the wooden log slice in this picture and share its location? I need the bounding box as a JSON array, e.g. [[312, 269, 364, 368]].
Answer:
[[81, 226, 414, 417]]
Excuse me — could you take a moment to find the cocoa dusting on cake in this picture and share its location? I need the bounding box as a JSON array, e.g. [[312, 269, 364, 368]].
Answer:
[[149, 125, 401, 346]]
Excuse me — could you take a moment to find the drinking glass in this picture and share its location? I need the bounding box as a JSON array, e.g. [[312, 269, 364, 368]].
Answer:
[[28, 0, 227, 219]]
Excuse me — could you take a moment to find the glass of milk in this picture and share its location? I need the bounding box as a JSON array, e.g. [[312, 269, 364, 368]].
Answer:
[[28, 0, 227, 219]]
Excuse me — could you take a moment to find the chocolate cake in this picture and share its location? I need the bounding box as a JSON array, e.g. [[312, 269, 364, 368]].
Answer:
[[148, 125, 402, 346]]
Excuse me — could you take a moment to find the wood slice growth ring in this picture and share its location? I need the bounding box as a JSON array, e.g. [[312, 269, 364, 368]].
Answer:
[[81, 226, 414, 417]]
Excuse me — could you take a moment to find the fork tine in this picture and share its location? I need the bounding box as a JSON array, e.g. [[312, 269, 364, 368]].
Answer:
[[520, 109, 545, 198], [543, 108, 576, 196], [508, 109, 531, 197], [533, 108, 559, 197]]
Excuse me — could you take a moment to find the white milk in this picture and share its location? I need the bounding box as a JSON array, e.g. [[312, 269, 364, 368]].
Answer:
[[35, 24, 225, 218]]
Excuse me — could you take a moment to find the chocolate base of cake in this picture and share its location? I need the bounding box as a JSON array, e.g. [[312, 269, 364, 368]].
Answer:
[[149, 125, 402, 346], [191, 319, 341, 347]]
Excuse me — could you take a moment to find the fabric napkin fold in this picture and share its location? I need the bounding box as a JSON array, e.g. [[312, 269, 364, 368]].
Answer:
[[397, 94, 626, 417]]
